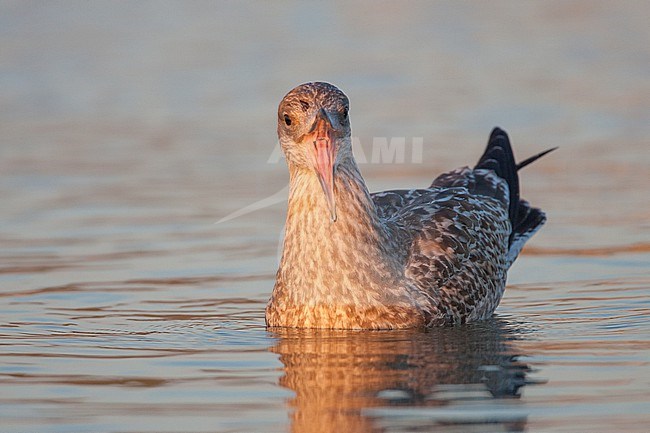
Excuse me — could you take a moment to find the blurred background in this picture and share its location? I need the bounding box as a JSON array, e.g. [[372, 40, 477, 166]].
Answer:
[[2, 1, 648, 257], [1, 1, 648, 432]]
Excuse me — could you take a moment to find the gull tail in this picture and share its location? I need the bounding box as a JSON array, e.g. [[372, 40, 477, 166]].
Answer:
[[475, 127, 556, 258], [516, 147, 558, 170]]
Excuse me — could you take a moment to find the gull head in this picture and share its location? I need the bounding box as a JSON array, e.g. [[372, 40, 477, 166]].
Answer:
[[277, 82, 352, 222]]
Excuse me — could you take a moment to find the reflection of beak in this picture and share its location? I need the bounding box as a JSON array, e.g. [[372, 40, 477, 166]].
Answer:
[[309, 109, 337, 222]]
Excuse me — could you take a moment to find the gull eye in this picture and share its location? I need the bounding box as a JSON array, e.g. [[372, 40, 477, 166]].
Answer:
[[283, 114, 292, 126], [342, 108, 349, 119]]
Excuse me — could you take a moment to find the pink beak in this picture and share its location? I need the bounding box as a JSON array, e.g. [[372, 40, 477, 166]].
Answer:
[[310, 111, 337, 222]]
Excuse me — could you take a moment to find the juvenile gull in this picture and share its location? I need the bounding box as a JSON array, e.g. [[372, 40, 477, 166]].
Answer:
[[266, 82, 555, 329]]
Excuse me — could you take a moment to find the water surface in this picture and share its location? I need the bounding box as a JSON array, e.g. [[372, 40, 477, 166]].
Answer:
[[1, 2, 649, 432]]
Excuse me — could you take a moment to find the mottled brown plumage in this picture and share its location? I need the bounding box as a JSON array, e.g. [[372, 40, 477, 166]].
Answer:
[[266, 82, 552, 329]]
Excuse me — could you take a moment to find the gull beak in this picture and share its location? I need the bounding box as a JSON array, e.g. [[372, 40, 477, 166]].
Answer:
[[309, 108, 337, 222]]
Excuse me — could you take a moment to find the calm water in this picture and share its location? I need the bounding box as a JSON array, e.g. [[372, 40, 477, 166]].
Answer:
[[1, 2, 649, 432]]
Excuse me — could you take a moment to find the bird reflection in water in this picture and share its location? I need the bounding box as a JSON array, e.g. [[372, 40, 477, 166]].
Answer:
[[269, 318, 537, 433]]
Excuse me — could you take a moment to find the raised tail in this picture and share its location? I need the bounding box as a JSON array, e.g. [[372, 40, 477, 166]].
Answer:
[[474, 127, 520, 231], [475, 127, 556, 254], [516, 146, 558, 170]]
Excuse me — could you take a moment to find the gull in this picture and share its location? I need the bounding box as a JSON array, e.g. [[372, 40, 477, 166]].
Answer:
[[266, 82, 555, 329]]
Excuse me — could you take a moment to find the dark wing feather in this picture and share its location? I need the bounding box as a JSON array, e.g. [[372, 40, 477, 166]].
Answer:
[[371, 128, 554, 325], [432, 128, 553, 252], [507, 199, 546, 265], [393, 187, 510, 325], [430, 166, 510, 210], [474, 128, 556, 248], [371, 189, 430, 219]]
